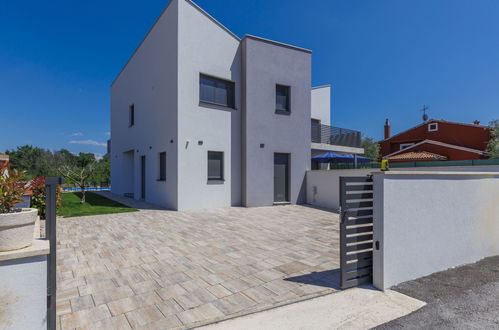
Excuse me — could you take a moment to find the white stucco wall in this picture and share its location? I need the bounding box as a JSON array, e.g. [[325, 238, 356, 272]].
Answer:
[[373, 171, 499, 290], [311, 85, 331, 126], [110, 0, 179, 209], [306, 166, 499, 211], [306, 169, 375, 210], [242, 36, 311, 206], [176, 0, 241, 211], [0, 256, 47, 330]]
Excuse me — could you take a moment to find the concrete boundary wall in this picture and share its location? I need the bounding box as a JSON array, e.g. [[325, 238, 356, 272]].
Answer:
[[305, 166, 499, 211], [306, 169, 374, 210], [373, 171, 499, 290]]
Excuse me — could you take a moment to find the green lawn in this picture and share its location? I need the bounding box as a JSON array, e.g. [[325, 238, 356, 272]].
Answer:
[[58, 192, 138, 217]]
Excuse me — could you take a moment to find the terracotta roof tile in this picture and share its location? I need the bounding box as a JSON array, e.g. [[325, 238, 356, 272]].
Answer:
[[388, 151, 447, 161]]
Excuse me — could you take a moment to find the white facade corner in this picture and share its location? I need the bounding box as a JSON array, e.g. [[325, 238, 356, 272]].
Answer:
[[110, 0, 359, 211]]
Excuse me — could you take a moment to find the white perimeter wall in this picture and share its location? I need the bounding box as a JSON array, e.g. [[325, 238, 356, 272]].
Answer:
[[306, 166, 499, 211], [0, 256, 47, 330], [110, 0, 179, 209], [311, 86, 331, 126], [176, 0, 242, 210], [373, 171, 499, 290], [306, 169, 374, 210]]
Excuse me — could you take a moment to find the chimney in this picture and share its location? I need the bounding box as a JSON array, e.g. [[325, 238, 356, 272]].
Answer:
[[473, 120, 480, 125], [384, 119, 391, 139]]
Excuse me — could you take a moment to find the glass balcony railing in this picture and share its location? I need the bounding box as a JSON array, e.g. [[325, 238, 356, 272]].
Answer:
[[311, 123, 362, 148]]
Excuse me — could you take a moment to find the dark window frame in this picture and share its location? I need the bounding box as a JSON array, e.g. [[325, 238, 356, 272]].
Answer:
[[275, 84, 291, 114], [199, 74, 235, 109], [158, 152, 166, 181], [207, 151, 224, 183], [129, 104, 135, 127]]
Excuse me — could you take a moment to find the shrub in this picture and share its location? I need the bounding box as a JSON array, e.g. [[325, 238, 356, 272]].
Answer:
[[0, 162, 31, 213], [30, 176, 62, 219]]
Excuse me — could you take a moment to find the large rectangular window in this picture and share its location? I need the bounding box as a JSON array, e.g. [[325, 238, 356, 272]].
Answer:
[[129, 104, 135, 127], [200, 74, 235, 108], [207, 151, 224, 181], [158, 152, 166, 181], [276, 85, 290, 113]]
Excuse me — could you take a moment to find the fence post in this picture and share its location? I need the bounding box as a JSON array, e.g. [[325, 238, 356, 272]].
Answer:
[[45, 177, 64, 330]]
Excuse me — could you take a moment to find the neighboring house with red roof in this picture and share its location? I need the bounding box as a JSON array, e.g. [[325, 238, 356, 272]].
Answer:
[[380, 119, 492, 162], [0, 154, 9, 167]]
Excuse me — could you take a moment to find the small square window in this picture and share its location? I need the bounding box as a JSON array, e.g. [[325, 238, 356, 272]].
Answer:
[[428, 123, 438, 131], [276, 85, 290, 113], [207, 151, 224, 181], [158, 152, 166, 181], [129, 104, 135, 127]]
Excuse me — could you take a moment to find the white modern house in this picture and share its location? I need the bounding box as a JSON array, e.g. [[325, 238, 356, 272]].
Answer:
[[110, 0, 363, 211]]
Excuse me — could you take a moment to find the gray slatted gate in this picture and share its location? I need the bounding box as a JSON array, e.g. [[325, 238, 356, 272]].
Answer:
[[339, 176, 374, 289]]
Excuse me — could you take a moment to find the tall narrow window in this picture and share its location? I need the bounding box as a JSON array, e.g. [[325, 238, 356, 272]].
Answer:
[[200, 74, 235, 108], [207, 151, 224, 182], [158, 152, 166, 181], [276, 85, 290, 113], [129, 104, 135, 127]]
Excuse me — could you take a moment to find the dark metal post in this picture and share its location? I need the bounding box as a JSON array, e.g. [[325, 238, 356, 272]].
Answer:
[[45, 177, 63, 330]]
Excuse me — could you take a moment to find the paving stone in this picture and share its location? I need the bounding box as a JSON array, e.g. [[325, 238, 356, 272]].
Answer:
[[156, 299, 184, 316], [92, 286, 135, 306], [212, 293, 257, 315], [177, 303, 224, 325], [130, 279, 162, 295], [77, 315, 131, 330], [57, 299, 72, 316], [241, 285, 278, 304], [60, 304, 111, 329], [124, 305, 165, 328], [263, 280, 293, 295], [78, 279, 117, 296], [179, 278, 210, 292], [206, 284, 232, 298], [156, 284, 188, 300], [275, 261, 311, 275], [241, 274, 265, 287], [57, 201, 340, 329], [58, 287, 80, 302], [133, 315, 182, 330], [253, 269, 286, 282], [220, 278, 252, 293], [107, 292, 162, 316], [70, 295, 95, 312]]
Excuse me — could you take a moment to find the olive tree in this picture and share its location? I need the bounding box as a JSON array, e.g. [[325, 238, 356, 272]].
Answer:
[[58, 162, 95, 203]]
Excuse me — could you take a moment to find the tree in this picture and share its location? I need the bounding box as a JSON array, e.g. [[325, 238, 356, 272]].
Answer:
[[90, 158, 110, 186], [361, 136, 380, 161], [6, 145, 54, 177], [487, 119, 499, 158], [76, 153, 96, 167], [58, 162, 96, 203]]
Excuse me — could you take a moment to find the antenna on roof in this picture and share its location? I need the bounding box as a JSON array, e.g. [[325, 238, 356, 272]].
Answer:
[[421, 105, 429, 122]]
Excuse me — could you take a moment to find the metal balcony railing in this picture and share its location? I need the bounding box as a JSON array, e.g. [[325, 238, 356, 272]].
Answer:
[[311, 123, 362, 148]]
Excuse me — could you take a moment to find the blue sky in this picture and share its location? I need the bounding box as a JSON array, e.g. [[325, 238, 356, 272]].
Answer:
[[1, 0, 498, 155]]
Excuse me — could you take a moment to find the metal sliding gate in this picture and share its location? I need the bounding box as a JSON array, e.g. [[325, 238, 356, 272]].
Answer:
[[339, 176, 374, 289]]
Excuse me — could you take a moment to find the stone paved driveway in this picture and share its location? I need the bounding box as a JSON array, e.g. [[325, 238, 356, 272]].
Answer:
[[56, 196, 340, 329]]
